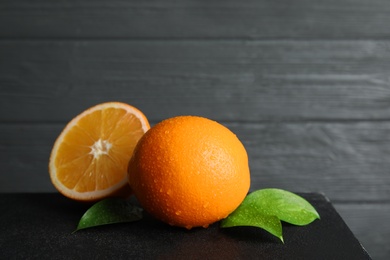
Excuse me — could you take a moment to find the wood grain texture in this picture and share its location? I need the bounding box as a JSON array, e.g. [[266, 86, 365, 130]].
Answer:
[[1, 122, 389, 203], [1, 0, 390, 39], [1, 40, 390, 122]]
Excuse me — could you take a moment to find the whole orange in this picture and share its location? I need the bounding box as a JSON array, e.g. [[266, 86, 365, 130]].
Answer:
[[128, 116, 250, 229]]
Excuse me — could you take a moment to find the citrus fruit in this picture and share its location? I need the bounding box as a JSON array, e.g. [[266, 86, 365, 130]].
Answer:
[[49, 102, 150, 202], [128, 116, 250, 229]]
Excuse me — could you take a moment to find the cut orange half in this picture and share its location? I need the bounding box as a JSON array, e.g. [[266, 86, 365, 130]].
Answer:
[[49, 102, 150, 202]]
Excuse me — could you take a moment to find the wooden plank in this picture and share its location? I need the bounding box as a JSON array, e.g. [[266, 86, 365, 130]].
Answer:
[[1, 0, 390, 39], [239, 122, 390, 202], [2, 40, 390, 122], [1, 122, 389, 203], [334, 202, 390, 260]]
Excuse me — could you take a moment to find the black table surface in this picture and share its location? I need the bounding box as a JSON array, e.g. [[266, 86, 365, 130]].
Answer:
[[0, 193, 370, 259]]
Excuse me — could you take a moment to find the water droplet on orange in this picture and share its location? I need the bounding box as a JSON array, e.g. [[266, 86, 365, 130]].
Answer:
[[185, 225, 192, 230]]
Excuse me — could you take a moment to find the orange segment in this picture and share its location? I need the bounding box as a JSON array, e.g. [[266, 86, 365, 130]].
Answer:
[[49, 102, 150, 202]]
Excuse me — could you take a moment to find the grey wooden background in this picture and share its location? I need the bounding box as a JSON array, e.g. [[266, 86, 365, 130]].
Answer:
[[1, 0, 389, 258]]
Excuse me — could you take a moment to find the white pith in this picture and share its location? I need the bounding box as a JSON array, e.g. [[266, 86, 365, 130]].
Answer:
[[89, 139, 113, 159]]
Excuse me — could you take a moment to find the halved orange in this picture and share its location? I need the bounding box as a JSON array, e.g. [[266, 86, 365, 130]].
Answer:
[[49, 102, 150, 202]]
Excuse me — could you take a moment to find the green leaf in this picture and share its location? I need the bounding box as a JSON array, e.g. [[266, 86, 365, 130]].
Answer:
[[245, 189, 320, 226], [74, 198, 143, 233], [220, 203, 283, 242], [220, 188, 320, 242]]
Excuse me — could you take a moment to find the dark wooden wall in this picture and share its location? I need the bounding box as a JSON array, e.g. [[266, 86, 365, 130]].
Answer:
[[1, 0, 389, 258]]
